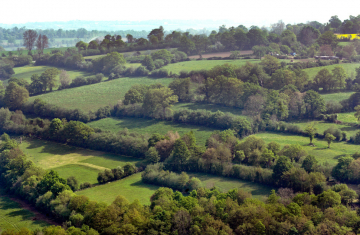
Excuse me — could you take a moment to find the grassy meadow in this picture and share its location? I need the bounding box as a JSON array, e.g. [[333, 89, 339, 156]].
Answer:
[[173, 102, 244, 116], [289, 120, 359, 138], [188, 173, 275, 201], [76, 173, 160, 205], [248, 132, 360, 166], [19, 138, 146, 184], [161, 59, 262, 74], [0, 189, 49, 232], [304, 63, 360, 79], [338, 112, 358, 124], [321, 92, 355, 103], [87, 117, 216, 146], [28, 76, 174, 112]]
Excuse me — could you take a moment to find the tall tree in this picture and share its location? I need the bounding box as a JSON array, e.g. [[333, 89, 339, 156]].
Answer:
[[40, 68, 60, 92], [126, 34, 134, 43], [23, 30, 38, 55], [36, 34, 49, 55], [4, 82, 29, 109]]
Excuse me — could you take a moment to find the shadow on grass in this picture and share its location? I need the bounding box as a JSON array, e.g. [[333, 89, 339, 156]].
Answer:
[[24, 138, 78, 156]]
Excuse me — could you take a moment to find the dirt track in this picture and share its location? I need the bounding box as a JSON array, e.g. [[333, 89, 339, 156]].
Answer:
[[189, 50, 253, 59]]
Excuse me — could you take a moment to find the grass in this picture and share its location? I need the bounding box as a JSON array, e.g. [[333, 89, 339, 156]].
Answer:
[[19, 138, 145, 182], [338, 112, 358, 124], [8, 65, 93, 86], [0, 189, 49, 232], [87, 117, 216, 146], [288, 120, 359, 138], [339, 42, 351, 46], [76, 173, 160, 205], [188, 173, 275, 201], [320, 92, 355, 103], [173, 102, 244, 116], [1, 47, 76, 56], [248, 132, 360, 166], [162, 59, 262, 74], [28, 76, 174, 112], [304, 63, 360, 79]]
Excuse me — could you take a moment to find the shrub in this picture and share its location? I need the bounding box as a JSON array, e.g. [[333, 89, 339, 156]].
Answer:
[[149, 69, 169, 78], [79, 182, 92, 190]]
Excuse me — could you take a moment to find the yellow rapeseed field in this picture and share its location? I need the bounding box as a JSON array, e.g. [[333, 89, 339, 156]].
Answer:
[[336, 34, 360, 40]]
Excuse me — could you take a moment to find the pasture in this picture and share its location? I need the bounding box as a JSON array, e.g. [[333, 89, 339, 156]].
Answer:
[[338, 112, 358, 124], [19, 138, 145, 184], [188, 50, 253, 59], [304, 63, 360, 79], [288, 120, 359, 138], [0, 189, 49, 232], [248, 132, 360, 166], [161, 59, 262, 74], [87, 117, 216, 146], [76, 173, 160, 205], [188, 173, 275, 201], [320, 92, 355, 103], [173, 102, 244, 116], [28, 76, 174, 112]]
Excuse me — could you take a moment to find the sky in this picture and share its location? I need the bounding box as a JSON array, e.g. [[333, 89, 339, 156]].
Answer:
[[0, 0, 359, 27]]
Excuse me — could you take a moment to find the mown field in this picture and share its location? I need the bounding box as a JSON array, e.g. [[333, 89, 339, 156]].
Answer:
[[304, 63, 360, 79], [320, 92, 355, 103], [248, 132, 360, 166], [289, 120, 359, 138], [87, 117, 216, 146], [28, 76, 174, 112], [19, 138, 146, 184], [0, 189, 49, 232]]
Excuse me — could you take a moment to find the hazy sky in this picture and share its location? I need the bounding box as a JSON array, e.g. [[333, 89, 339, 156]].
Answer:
[[1, 0, 359, 27]]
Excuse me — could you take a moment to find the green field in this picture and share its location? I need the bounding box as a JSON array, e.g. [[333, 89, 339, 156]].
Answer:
[[8, 65, 93, 86], [0, 189, 49, 232], [173, 102, 244, 116], [87, 117, 216, 146], [289, 120, 359, 138], [304, 63, 360, 79], [188, 173, 275, 201], [161, 59, 262, 74], [28, 76, 174, 112], [320, 92, 355, 103], [248, 132, 360, 166], [76, 173, 160, 205], [339, 42, 351, 46], [19, 139, 145, 184], [338, 112, 358, 124]]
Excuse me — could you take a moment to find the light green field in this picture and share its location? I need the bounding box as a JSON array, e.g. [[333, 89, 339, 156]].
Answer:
[[338, 112, 358, 124], [76, 173, 160, 205], [28, 77, 174, 112], [173, 102, 244, 116], [248, 132, 360, 166], [0, 189, 49, 232], [320, 92, 355, 103], [161, 59, 262, 74], [19, 139, 145, 183], [339, 42, 351, 46], [8, 65, 93, 86], [304, 63, 360, 79], [188, 173, 275, 201], [289, 120, 359, 138], [87, 117, 216, 146]]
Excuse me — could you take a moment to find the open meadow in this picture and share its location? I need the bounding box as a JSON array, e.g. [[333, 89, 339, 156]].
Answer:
[[248, 132, 360, 166], [173, 102, 244, 116], [288, 119, 359, 138], [19, 138, 146, 184], [87, 117, 216, 146], [320, 92, 355, 103], [28, 76, 174, 111], [304, 63, 360, 79], [0, 189, 49, 232]]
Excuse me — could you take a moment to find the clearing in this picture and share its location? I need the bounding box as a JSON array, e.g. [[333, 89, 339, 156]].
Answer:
[[87, 117, 216, 146], [19, 138, 146, 184], [28, 76, 174, 112], [247, 132, 360, 166]]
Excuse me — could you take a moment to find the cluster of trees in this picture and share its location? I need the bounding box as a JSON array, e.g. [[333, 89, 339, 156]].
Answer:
[[97, 163, 137, 184], [3, 133, 360, 235], [0, 55, 32, 79], [142, 164, 202, 192]]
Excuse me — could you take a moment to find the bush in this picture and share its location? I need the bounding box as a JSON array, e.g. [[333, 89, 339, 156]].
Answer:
[[149, 69, 169, 78], [324, 126, 342, 141], [79, 182, 92, 190]]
